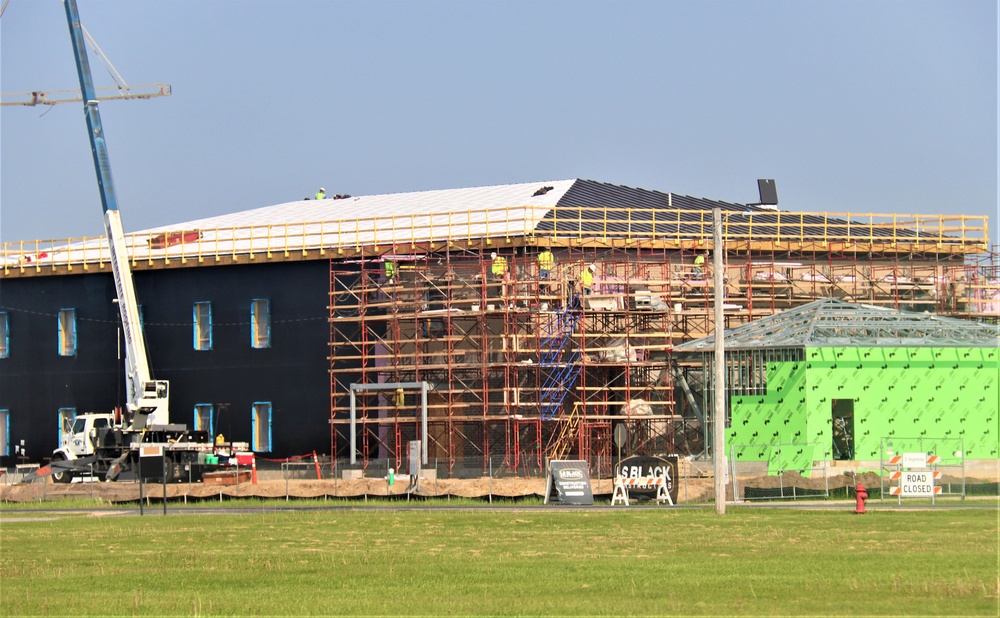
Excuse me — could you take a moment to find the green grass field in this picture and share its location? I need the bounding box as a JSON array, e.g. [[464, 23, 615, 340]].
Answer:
[[1, 505, 996, 616]]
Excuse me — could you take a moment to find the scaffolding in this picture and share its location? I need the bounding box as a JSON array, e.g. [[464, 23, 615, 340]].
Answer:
[[328, 236, 998, 473]]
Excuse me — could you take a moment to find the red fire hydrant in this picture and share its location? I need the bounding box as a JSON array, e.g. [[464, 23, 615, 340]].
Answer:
[[854, 483, 868, 514]]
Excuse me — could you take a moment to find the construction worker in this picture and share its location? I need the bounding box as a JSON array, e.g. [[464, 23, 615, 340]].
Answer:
[[490, 252, 507, 280], [693, 252, 707, 278], [315, 187, 326, 200], [384, 259, 397, 284], [537, 247, 555, 280], [581, 263, 596, 295]]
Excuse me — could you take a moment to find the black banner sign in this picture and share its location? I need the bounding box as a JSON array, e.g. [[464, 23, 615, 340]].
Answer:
[[138, 446, 165, 482], [545, 460, 594, 505], [615, 455, 679, 504]]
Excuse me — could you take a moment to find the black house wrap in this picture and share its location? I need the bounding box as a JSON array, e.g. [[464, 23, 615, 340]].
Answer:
[[0, 260, 352, 463]]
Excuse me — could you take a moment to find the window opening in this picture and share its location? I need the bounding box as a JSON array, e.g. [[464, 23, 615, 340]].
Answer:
[[193, 302, 212, 350], [0, 410, 9, 457], [251, 402, 272, 452], [251, 299, 271, 348], [58, 408, 77, 445], [0, 311, 8, 358], [58, 308, 77, 356], [194, 403, 214, 436]]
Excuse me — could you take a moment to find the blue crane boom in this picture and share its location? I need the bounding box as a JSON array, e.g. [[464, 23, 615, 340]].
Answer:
[[63, 0, 169, 429]]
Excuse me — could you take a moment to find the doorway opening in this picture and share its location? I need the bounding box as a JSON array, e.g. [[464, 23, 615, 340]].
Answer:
[[831, 399, 854, 460]]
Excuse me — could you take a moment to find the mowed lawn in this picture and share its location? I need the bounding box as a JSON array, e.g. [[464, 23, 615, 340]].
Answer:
[[1, 506, 996, 616]]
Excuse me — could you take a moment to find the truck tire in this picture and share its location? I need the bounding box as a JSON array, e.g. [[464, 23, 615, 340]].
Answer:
[[164, 457, 178, 484], [51, 453, 73, 484]]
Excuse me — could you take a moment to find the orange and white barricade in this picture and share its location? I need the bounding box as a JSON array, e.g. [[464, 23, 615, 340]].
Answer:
[[612, 476, 673, 506]]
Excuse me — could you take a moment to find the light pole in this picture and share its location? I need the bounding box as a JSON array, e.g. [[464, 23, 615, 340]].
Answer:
[[712, 208, 727, 514]]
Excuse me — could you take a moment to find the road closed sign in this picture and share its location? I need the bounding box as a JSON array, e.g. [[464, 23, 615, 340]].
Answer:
[[899, 471, 936, 497]]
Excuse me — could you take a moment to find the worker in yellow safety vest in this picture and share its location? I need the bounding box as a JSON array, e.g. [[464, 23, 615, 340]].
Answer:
[[384, 259, 397, 283], [580, 263, 595, 294], [491, 252, 507, 279], [315, 187, 326, 200], [538, 248, 554, 280], [693, 252, 707, 278]]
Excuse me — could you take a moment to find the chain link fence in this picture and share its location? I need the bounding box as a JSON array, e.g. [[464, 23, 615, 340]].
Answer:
[[877, 436, 983, 502], [730, 442, 835, 501], [726, 437, 999, 502], [3, 445, 996, 503]]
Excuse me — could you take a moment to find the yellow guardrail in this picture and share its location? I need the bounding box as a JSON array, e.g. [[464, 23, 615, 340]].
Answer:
[[1, 206, 990, 275]]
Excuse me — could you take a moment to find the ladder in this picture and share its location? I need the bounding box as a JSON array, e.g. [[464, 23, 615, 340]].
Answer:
[[538, 295, 583, 421], [548, 405, 582, 461]]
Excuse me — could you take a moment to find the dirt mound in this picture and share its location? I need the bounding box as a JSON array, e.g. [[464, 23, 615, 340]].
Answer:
[[0, 478, 548, 504], [740, 471, 881, 491], [0, 475, 721, 504], [15, 470, 982, 505]]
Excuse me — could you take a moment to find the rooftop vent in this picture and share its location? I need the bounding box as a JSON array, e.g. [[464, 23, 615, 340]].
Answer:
[[756, 179, 778, 210]]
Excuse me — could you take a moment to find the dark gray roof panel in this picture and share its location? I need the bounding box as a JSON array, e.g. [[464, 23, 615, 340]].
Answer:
[[537, 179, 917, 241], [674, 298, 1000, 350]]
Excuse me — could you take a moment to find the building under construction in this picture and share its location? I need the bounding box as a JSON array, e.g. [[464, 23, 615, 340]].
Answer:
[[2, 179, 996, 470], [321, 180, 996, 475]]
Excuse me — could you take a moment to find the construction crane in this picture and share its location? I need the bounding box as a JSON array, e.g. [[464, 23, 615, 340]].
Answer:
[[2, 83, 171, 107], [0, 13, 170, 107], [62, 0, 166, 430], [24, 0, 246, 485]]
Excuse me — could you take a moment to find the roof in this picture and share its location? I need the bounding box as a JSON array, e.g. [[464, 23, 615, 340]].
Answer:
[[542, 179, 918, 240], [142, 179, 579, 233], [107, 178, 816, 260], [143, 178, 914, 249], [673, 298, 1000, 350], [143, 178, 917, 241], [5, 179, 975, 269]]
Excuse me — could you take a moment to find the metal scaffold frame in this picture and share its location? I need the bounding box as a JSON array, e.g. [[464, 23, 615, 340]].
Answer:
[[330, 240, 996, 474], [328, 247, 688, 475], [329, 237, 997, 470]]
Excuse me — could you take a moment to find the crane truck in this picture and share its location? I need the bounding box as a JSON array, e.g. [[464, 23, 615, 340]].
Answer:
[[44, 0, 242, 483]]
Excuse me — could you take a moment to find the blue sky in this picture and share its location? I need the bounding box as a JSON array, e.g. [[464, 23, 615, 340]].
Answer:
[[2, 0, 997, 245]]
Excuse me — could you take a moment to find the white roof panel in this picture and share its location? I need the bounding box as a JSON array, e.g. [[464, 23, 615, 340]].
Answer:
[[7, 180, 578, 265], [140, 179, 577, 234]]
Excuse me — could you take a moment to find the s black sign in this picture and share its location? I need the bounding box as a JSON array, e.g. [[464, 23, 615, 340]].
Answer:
[[615, 455, 679, 503]]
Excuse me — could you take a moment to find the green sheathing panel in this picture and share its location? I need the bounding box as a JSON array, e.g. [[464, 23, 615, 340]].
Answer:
[[805, 347, 999, 462], [727, 347, 999, 475], [728, 361, 812, 475]]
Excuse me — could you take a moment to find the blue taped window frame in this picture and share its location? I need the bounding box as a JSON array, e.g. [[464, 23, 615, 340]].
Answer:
[[251, 401, 272, 452], [58, 407, 77, 446], [193, 403, 214, 436], [0, 310, 8, 358], [0, 409, 9, 457], [58, 308, 77, 356], [251, 298, 271, 349], [193, 302, 213, 351]]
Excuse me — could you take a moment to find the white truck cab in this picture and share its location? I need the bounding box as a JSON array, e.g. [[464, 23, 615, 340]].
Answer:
[[52, 413, 113, 482]]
